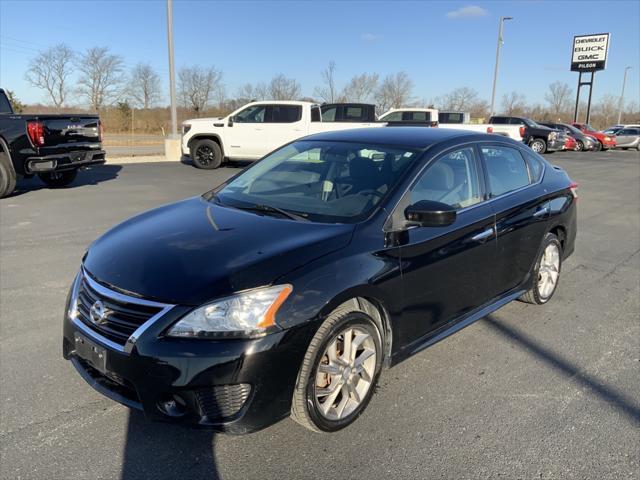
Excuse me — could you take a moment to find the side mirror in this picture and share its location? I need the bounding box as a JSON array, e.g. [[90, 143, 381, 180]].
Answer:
[[228, 116, 235, 127], [404, 200, 456, 227]]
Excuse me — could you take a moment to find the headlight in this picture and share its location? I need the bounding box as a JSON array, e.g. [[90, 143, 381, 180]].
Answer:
[[604, 136, 611, 141], [166, 285, 292, 339], [67, 271, 82, 320]]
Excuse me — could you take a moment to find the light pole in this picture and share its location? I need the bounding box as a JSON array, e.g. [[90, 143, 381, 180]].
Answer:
[[166, 0, 178, 138], [617, 66, 632, 125], [489, 16, 513, 118]]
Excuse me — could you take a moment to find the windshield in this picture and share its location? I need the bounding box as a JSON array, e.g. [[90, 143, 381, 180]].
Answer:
[[214, 140, 421, 223], [561, 124, 582, 135], [583, 123, 597, 132]]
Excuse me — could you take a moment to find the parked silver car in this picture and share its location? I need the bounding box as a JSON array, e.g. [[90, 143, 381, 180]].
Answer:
[[613, 128, 640, 150]]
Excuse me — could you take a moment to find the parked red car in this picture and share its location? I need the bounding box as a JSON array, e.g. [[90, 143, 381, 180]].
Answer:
[[572, 123, 616, 151], [564, 136, 577, 151]]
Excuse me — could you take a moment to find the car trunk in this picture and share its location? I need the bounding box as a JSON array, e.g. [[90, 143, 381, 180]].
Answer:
[[24, 114, 102, 155]]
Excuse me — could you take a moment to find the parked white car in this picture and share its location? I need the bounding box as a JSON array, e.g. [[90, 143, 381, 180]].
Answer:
[[378, 108, 523, 141], [182, 101, 383, 168]]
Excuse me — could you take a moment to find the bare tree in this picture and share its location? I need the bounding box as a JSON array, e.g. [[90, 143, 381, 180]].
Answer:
[[268, 74, 301, 100], [128, 63, 161, 109], [76, 47, 124, 110], [544, 82, 573, 118], [342, 73, 379, 103], [25, 44, 74, 107], [314, 61, 339, 103], [235, 82, 268, 103], [375, 72, 413, 113], [592, 94, 619, 127], [501, 91, 527, 115], [437, 87, 480, 111], [178, 66, 223, 114]]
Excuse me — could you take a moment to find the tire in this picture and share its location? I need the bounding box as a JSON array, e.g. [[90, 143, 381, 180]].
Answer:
[[0, 152, 17, 198], [520, 233, 562, 305], [291, 304, 383, 433], [38, 169, 78, 188], [530, 138, 547, 154], [636, 144, 640, 151], [622, 147, 629, 150], [593, 141, 602, 152], [575, 140, 584, 152], [191, 139, 222, 169]]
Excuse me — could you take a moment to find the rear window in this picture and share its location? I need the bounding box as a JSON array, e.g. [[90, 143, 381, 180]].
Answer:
[[268, 105, 302, 123], [491, 117, 508, 124], [481, 146, 531, 197], [344, 106, 364, 121], [321, 106, 337, 122], [0, 92, 13, 114], [439, 112, 464, 124], [380, 111, 403, 122]]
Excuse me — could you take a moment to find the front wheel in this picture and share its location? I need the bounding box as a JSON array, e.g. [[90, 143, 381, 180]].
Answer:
[[191, 139, 222, 169], [291, 306, 383, 432], [520, 233, 562, 305], [575, 140, 584, 152], [38, 170, 78, 188], [530, 138, 547, 154], [593, 141, 602, 152], [0, 152, 17, 198]]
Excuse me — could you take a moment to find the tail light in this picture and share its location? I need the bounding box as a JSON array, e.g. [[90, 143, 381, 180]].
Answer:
[[27, 121, 45, 147], [519, 126, 525, 138], [486, 126, 494, 134], [569, 181, 578, 200]]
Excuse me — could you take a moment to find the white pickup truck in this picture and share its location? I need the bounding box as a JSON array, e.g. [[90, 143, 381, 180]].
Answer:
[[181, 101, 383, 169], [378, 108, 524, 141]]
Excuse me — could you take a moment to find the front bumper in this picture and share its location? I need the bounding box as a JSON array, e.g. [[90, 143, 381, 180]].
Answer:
[[26, 149, 106, 174], [62, 283, 316, 433]]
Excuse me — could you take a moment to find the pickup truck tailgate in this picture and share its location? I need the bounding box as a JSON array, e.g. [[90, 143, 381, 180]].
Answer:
[[39, 116, 101, 151]]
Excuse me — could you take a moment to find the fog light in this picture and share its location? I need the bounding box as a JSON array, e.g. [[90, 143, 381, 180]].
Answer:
[[157, 394, 187, 417]]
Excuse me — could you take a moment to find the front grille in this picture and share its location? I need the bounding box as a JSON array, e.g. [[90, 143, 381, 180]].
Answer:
[[76, 275, 163, 346], [195, 384, 252, 421]]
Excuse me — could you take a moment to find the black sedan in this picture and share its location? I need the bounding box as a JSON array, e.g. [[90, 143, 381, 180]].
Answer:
[[63, 128, 577, 433]]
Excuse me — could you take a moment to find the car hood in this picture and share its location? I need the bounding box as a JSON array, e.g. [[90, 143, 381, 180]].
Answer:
[[83, 197, 355, 305]]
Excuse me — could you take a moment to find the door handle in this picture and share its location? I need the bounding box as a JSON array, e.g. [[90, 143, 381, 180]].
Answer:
[[533, 206, 550, 218], [471, 227, 494, 242]]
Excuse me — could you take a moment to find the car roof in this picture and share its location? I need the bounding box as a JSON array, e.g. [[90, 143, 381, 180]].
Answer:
[[300, 126, 507, 149]]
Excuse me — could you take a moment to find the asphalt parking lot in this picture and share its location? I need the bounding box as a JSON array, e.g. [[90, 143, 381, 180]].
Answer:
[[1, 150, 639, 480]]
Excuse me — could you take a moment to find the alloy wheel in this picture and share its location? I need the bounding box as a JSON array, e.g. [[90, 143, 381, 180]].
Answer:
[[195, 145, 214, 166], [314, 326, 377, 421], [537, 243, 560, 299], [531, 140, 544, 153]]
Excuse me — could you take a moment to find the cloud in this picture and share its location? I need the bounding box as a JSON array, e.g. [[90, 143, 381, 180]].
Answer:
[[361, 33, 378, 42], [446, 5, 488, 19]]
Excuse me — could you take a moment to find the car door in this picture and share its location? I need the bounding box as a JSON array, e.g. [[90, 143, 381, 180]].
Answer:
[[478, 144, 551, 296], [226, 104, 269, 159], [262, 104, 306, 153], [616, 128, 636, 147], [398, 146, 497, 345]]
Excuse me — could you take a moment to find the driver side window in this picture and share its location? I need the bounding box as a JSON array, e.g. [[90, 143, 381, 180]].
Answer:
[[234, 105, 266, 123], [410, 147, 483, 210]]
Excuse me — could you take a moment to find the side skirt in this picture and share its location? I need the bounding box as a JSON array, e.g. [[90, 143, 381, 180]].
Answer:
[[390, 288, 526, 366]]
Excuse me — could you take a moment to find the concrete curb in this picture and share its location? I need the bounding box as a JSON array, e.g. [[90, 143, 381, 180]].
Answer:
[[106, 155, 178, 164]]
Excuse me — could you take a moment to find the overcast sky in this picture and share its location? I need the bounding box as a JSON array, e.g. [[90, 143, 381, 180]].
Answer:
[[1, 0, 638, 107]]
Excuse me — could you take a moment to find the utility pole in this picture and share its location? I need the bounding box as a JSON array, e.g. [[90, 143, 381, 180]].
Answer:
[[489, 16, 513, 117], [166, 0, 178, 138], [617, 66, 632, 125]]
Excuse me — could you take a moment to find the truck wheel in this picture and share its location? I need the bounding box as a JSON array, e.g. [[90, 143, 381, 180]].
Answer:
[[191, 140, 222, 169], [38, 170, 78, 188], [530, 138, 547, 154], [0, 152, 17, 198]]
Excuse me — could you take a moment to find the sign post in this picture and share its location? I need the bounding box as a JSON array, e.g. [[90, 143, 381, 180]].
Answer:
[[571, 33, 610, 123]]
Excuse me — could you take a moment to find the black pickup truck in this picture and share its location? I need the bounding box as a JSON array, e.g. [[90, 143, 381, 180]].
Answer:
[[0, 88, 106, 197], [489, 115, 565, 154]]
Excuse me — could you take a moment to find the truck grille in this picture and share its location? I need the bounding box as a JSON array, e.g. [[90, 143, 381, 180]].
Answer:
[[195, 384, 252, 421], [76, 275, 164, 346]]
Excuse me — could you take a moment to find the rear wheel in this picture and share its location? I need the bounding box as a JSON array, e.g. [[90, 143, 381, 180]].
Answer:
[[593, 141, 603, 152], [291, 305, 383, 432], [191, 139, 222, 169], [0, 152, 17, 198], [530, 138, 547, 154], [38, 169, 78, 188], [575, 140, 584, 151], [520, 233, 562, 305]]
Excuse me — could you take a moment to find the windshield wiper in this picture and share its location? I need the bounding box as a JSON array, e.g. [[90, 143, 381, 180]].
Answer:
[[237, 203, 309, 222]]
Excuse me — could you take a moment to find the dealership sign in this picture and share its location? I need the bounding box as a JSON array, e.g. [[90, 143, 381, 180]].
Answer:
[[571, 33, 610, 71]]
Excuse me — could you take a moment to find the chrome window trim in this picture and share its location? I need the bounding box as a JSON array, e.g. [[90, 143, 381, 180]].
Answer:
[[383, 140, 547, 232], [71, 269, 175, 354]]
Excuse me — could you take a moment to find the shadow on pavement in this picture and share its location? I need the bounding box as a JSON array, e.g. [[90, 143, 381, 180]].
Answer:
[[10, 164, 123, 197], [483, 315, 640, 425], [121, 411, 220, 480]]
